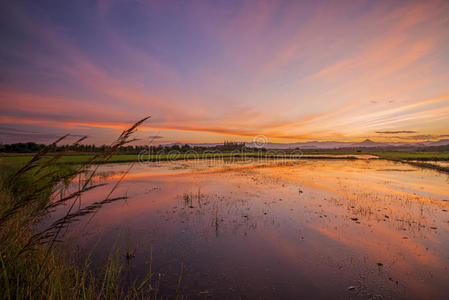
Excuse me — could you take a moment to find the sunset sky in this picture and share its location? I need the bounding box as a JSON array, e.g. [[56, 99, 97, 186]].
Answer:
[[1, 0, 449, 145]]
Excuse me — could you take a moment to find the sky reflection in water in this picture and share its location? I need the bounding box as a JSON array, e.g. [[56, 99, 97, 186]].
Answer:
[[48, 159, 449, 299]]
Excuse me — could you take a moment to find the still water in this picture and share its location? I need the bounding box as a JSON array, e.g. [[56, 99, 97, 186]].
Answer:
[[47, 158, 449, 299]]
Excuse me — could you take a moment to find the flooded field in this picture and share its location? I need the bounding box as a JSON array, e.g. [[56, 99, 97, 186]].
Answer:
[[47, 159, 449, 299]]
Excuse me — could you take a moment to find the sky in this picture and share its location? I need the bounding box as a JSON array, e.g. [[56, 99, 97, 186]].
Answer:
[[1, 0, 449, 145]]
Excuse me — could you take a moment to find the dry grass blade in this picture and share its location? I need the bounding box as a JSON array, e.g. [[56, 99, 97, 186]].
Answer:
[[72, 135, 88, 146], [31, 196, 127, 246], [83, 163, 134, 230], [45, 183, 109, 210]]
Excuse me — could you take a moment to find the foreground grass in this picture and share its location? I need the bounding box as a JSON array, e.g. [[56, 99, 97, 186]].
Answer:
[[0, 167, 154, 299], [0, 118, 162, 299], [0, 165, 103, 299], [0, 165, 80, 299]]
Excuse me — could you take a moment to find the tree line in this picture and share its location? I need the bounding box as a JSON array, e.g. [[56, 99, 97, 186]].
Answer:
[[0, 141, 262, 154]]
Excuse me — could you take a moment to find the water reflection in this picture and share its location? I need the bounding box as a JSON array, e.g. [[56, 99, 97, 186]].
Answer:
[[48, 159, 449, 299]]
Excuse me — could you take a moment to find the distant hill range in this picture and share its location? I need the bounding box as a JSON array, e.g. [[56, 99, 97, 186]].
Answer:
[[165, 139, 449, 150]]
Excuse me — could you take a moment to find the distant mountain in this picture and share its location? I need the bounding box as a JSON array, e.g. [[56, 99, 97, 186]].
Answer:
[[161, 138, 449, 150], [422, 139, 449, 147], [349, 139, 386, 147]]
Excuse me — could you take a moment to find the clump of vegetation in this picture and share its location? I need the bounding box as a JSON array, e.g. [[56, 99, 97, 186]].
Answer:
[[0, 117, 164, 299], [183, 188, 203, 208]]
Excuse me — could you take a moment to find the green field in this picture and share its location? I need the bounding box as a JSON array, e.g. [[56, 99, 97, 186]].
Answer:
[[1, 151, 448, 166], [0, 152, 347, 165]]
